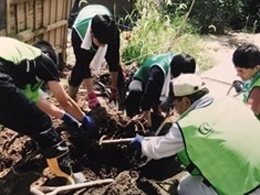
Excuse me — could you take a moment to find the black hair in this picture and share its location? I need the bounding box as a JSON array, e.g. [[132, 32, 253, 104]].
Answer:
[[91, 14, 117, 44], [33, 40, 59, 69], [232, 43, 260, 69], [170, 53, 196, 78]]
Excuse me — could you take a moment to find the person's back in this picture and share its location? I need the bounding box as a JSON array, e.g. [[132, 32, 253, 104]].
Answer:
[[0, 37, 41, 63], [73, 5, 111, 40], [130, 74, 260, 195], [125, 52, 196, 128], [177, 96, 260, 195]]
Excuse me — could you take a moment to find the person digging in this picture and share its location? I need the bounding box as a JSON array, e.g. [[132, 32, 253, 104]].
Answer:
[[130, 74, 260, 195]]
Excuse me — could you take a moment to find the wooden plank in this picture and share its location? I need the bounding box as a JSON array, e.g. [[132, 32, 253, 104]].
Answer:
[[16, 3, 26, 32], [10, 0, 32, 5], [55, 0, 64, 53], [34, 0, 43, 30], [6, 0, 10, 35], [60, 0, 72, 62], [25, 2, 28, 29], [16, 20, 67, 42], [8, 4, 16, 35], [27, 0, 35, 31], [48, 0, 57, 46], [43, 0, 50, 41]]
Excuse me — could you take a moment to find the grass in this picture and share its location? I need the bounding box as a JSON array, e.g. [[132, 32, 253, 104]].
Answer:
[[119, 0, 211, 71]]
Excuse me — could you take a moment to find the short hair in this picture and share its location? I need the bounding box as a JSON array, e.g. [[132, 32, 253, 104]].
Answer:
[[232, 43, 260, 68], [33, 40, 59, 68], [170, 53, 196, 78], [91, 14, 117, 44]]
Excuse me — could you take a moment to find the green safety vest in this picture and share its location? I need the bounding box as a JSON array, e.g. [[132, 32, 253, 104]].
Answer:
[[0, 37, 43, 102], [134, 52, 174, 83], [73, 4, 111, 40], [242, 70, 260, 120], [177, 97, 260, 195], [19, 82, 44, 102], [0, 37, 41, 64]]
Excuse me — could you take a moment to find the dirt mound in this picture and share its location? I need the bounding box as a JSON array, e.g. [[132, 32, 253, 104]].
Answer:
[[0, 93, 180, 195]]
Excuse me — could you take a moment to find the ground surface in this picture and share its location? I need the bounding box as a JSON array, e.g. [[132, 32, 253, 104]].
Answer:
[[0, 32, 260, 195]]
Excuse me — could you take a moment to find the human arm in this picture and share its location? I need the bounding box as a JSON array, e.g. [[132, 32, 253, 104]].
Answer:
[[141, 66, 165, 127], [105, 28, 120, 91], [34, 54, 84, 121], [248, 87, 260, 116], [47, 81, 94, 130], [141, 123, 184, 159], [36, 96, 80, 128], [47, 81, 85, 121], [36, 96, 64, 119], [36, 54, 94, 128]]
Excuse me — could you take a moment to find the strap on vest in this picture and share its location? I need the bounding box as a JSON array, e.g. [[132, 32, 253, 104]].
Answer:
[[186, 162, 196, 173]]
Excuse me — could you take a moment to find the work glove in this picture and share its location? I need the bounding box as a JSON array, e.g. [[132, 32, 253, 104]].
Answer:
[[128, 134, 144, 164], [80, 114, 95, 131], [232, 80, 244, 93], [109, 87, 119, 103], [129, 134, 144, 150], [61, 112, 80, 130], [87, 92, 100, 109]]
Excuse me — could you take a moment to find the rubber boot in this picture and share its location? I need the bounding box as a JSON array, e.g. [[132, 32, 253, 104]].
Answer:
[[33, 129, 75, 184], [68, 85, 79, 100]]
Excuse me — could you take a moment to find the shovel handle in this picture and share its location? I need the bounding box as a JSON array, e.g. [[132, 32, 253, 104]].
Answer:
[[30, 178, 114, 195], [99, 137, 156, 145]]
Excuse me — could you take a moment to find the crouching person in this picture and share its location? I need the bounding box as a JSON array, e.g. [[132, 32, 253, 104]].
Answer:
[[130, 74, 260, 195], [0, 72, 80, 184], [0, 37, 94, 132]]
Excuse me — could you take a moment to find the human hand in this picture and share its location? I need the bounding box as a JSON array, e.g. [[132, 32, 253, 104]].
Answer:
[[87, 92, 100, 109], [232, 80, 244, 93], [81, 115, 95, 131], [129, 134, 144, 149], [61, 112, 80, 130]]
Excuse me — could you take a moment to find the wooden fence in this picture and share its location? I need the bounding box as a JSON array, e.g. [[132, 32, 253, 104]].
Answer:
[[0, 0, 73, 66]]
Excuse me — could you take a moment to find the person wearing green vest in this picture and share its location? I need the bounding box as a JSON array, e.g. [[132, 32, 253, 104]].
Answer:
[[69, 4, 124, 109], [0, 37, 87, 184], [31, 40, 94, 131], [125, 53, 196, 128], [232, 43, 260, 120], [130, 74, 260, 195], [1, 37, 94, 131]]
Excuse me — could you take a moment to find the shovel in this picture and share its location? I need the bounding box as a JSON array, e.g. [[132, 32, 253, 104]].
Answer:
[[99, 136, 156, 145], [30, 178, 114, 195]]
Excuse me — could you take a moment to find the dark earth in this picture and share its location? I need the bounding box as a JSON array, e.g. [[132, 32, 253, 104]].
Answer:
[[0, 67, 183, 195]]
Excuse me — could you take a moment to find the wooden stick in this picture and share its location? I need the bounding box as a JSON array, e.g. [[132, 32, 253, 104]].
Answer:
[[30, 178, 114, 195], [99, 137, 156, 145]]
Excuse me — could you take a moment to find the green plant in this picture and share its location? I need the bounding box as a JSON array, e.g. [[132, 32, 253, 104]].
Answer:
[[120, 0, 210, 71]]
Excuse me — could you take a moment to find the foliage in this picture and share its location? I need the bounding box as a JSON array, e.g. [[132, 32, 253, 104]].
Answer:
[[161, 0, 244, 34], [120, 0, 210, 71]]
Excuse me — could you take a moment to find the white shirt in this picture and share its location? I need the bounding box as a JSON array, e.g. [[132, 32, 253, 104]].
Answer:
[[141, 94, 214, 159]]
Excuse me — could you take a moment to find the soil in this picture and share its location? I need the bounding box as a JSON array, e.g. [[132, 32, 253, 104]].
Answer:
[[0, 32, 260, 195]]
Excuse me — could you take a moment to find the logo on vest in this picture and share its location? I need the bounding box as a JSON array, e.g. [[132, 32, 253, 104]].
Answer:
[[199, 122, 214, 135]]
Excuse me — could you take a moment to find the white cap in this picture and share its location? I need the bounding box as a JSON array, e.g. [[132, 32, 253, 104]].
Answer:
[[173, 74, 206, 97]]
